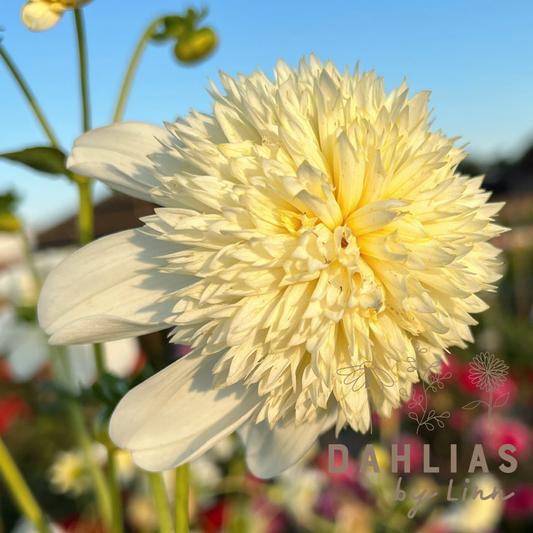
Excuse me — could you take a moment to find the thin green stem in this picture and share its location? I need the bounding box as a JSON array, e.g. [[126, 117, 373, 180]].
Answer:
[[175, 464, 189, 533], [0, 44, 60, 147], [112, 18, 165, 123], [93, 343, 105, 380], [0, 438, 51, 533], [107, 449, 124, 533], [148, 473, 173, 533], [50, 347, 113, 528], [74, 8, 91, 132]]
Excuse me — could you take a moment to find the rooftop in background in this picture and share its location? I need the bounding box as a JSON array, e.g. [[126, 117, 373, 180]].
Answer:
[[36, 194, 156, 249]]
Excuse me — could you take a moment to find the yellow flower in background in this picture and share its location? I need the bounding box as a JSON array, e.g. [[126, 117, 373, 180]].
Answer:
[[39, 55, 505, 478], [48, 449, 92, 496], [21, 0, 93, 32]]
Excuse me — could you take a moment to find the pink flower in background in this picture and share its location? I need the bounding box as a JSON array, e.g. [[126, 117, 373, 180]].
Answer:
[[396, 434, 424, 473], [474, 416, 532, 460], [480, 374, 517, 407], [504, 484, 533, 522], [439, 354, 461, 383]]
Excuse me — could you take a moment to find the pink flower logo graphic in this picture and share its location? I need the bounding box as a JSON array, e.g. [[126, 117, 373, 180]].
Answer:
[[463, 352, 509, 434]]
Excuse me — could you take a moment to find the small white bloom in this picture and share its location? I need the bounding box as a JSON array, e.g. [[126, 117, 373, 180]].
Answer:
[[39, 56, 505, 478], [21, 0, 93, 32], [48, 449, 92, 496]]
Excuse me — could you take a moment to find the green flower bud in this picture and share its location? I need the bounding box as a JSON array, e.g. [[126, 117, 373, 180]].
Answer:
[[174, 27, 217, 64]]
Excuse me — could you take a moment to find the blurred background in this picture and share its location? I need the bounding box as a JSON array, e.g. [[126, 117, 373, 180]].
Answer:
[[1, 1, 533, 532]]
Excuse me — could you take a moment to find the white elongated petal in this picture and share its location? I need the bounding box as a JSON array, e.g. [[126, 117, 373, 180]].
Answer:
[[21, 2, 63, 32], [239, 407, 335, 478], [67, 122, 172, 203], [38, 229, 184, 344], [110, 351, 260, 471]]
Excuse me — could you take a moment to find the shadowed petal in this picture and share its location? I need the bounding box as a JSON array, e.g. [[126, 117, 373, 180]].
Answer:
[[110, 350, 260, 471], [38, 229, 187, 344], [239, 407, 336, 478]]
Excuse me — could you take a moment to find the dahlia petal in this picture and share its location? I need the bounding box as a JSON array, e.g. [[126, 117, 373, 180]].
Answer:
[[67, 122, 173, 203], [110, 351, 260, 471], [38, 230, 184, 344], [239, 407, 336, 478], [21, 2, 64, 32]]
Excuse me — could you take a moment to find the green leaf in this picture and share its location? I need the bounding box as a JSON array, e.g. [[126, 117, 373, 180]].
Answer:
[[0, 146, 70, 177]]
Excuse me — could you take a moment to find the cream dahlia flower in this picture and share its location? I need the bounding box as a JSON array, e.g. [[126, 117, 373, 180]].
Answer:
[[38, 56, 505, 478], [21, 0, 93, 32]]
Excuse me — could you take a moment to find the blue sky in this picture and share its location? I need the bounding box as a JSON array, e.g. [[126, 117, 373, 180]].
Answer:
[[2, 0, 533, 230]]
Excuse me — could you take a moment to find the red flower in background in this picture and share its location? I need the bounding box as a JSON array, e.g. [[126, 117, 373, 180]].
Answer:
[[396, 434, 425, 474], [0, 395, 32, 434], [474, 416, 532, 460], [504, 484, 533, 522]]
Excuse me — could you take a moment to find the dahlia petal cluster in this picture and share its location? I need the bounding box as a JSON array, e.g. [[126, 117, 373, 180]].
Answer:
[[38, 55, 505, 478]]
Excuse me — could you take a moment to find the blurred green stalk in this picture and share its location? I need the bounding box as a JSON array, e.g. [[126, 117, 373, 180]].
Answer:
[[148, 473, 173, 533], [0, 44, 61, 148], [52, 347, 113, 528], [107, 449, 124, 533], [175, 464, 189, 533], [112, 17, 165, 123], [0, 437, 51, 533]]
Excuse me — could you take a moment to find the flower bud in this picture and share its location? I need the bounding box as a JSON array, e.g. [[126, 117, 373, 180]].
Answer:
[[174, 27, 217, 64]]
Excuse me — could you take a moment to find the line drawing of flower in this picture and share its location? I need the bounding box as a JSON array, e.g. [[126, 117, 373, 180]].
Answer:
[[399, 342, 451, 434], [337, 361, 395, 434], [463, 352, 509, 434]]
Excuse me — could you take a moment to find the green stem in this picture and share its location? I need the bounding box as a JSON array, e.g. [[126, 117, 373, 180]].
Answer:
[[51, 347, 112, 527], [107, 449, 124, 533], [93, 343, 105, 380], [175, 464, 189, 533], [74, 8, 91, 133], [0, 438, 51, 533], [0, 44, 60, 147], [112, 18, 165, 123], [148, 473, 173, 533]]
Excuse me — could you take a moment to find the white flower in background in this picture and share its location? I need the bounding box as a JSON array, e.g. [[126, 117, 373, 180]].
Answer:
[[11, 520, 65, 533], [190, 455, 222, 505], [0, 249, 139, 386], [48, 448, 93, 496], [39, 55, 505, 478], [207, 435, 237, 462], [276, 465, 326, 522], [21, 0, 93, 32], [0, 233, 26, 269]]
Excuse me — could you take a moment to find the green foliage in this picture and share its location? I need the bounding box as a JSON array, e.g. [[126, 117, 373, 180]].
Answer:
[[0, 146, 72, 179]]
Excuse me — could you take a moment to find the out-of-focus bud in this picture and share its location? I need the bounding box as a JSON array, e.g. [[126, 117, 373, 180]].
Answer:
[[0, 212, 20, 232], [151, 8, 218, 65], [174, 27, 217, 64], [0, 191, 20, 232], [21, 0, 93, 33]]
